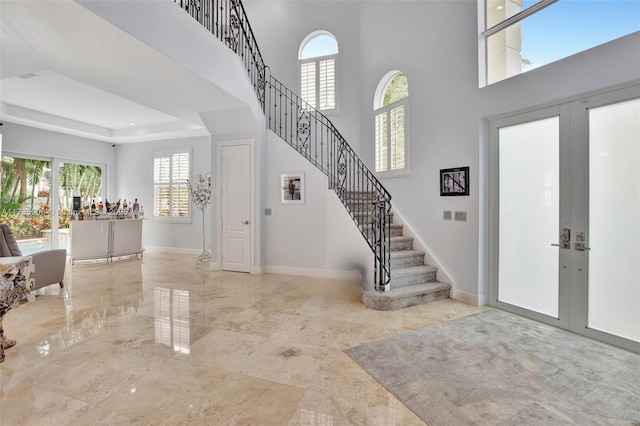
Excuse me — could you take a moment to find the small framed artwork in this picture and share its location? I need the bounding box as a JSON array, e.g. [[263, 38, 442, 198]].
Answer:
[[440, 167, 469, 196], [281, 173, 305, 204]]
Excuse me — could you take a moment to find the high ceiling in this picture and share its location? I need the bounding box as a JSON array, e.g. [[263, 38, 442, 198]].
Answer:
[[0, 0, 246, 143]]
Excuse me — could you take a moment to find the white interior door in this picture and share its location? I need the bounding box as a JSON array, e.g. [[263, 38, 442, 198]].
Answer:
[[221, 143, 252, 272]]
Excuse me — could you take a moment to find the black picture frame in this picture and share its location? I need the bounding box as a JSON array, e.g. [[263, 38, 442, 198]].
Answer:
[[440, 167, 469, 196]]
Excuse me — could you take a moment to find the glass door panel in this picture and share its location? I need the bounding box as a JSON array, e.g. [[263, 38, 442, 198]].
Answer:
[[58, 162, 103, 252], [587, 98, 640, 343], [498, 116, 560, 318], [0, 155, 52, 255]]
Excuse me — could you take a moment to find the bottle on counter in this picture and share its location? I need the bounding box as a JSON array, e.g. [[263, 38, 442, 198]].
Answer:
[[132, 198, 139, 219], [90, 199, 96, 215], [122, 199, 128, 213], [139, 205, 144, 219], [98, 201, 104, 213], [78, 210, 84, 220]]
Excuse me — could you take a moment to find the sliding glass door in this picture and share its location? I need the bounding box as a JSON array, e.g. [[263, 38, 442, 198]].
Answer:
[[58, 161, 104, 251], [1, 155, 53, 254], [0, 155, 104, 254], [489, 86, 640, 353]]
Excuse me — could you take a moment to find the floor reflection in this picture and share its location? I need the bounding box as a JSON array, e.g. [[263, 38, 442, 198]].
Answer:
[[1, 252, 486, 425], [154, 287, 190, 354]]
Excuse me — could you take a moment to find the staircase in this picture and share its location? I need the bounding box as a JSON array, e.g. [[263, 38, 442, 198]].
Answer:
[[347, 192, 451, 310], [175, 0, 451, 309]]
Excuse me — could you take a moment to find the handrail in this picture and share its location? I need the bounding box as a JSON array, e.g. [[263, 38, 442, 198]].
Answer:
[[175, 0, 391, 291]]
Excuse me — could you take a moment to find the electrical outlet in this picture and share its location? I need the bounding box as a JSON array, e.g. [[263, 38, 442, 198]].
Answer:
[[265, 208, 272, 216], [443, 210, 452, 220], [454, 211, 467, 221]]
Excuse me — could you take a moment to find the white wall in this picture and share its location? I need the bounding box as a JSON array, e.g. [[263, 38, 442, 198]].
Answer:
[[245, 1, 363, 151], [263, 131, 373, 282], [1, 123, 117, 197], [115, 136, 212, 253], [245, 0, 640, 303]]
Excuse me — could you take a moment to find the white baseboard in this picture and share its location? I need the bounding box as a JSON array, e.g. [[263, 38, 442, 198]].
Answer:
[[452, 289, 487, 307], [143, 246, 203, 256], [262, 265, 362, 281]]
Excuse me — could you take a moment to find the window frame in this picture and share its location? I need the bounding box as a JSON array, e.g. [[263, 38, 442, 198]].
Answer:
[[374, 97, 410, 179], [298, 31, 339, 115], [152, 148, 192, 223]]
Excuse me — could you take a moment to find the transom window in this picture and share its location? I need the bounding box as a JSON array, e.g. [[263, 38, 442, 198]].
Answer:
[[299, 31, 339, 113], [153, 149, 191, 221], [374, 71, 409, 177], [482, 0, 640, 86]]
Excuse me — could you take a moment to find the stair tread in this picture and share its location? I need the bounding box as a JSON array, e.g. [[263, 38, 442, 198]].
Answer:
[[390, 250, 424, 259], [390, 236, 413, 242], [363, 281, 451, 298]]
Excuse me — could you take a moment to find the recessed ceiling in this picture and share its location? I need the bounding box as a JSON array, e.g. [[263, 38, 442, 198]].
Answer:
[[0, 0, 247, 143]]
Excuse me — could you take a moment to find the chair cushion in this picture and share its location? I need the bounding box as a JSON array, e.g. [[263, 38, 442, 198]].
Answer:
[[0, 224, 23, 257]]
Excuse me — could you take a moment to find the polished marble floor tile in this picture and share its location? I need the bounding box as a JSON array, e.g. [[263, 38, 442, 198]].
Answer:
[[1, 252, 488, 425]]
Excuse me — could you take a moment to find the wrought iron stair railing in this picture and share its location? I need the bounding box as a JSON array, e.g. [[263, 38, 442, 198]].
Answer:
[[176, 0, 391, 291]]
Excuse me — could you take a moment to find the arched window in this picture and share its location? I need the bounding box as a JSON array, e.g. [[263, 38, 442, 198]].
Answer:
[[299, 31, 339, 113], [374, 71, 409, 176]]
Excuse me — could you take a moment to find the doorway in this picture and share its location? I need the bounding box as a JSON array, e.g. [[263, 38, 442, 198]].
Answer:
[[488, 86, 640, 353], [218, 140, 254, 273]]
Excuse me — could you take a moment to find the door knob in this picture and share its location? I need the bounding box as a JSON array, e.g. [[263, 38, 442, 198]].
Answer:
[[242, 220, 250, 225]]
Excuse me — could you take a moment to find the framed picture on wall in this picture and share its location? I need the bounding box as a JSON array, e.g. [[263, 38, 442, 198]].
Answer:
[[440, 167, 469, 196], [281, 173, 305, 204]]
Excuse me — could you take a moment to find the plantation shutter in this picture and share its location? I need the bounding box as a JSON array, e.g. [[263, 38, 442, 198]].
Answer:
[[153, 155, 171, 217], [300, 55, 338, 112], [171, 152, 190, 218], [318, 58, 335, 110], [300, 61, 316, 109], [390, 104, 405, 170], [375, 112, 388, 173], [153, 150, 191, 220], [374, 99, 408, 175]]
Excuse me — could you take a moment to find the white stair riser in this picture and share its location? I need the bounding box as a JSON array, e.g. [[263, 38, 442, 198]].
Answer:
[[390, 239, 413, 251], [390, 254, 425, 269], [392, 270, 437, 288]]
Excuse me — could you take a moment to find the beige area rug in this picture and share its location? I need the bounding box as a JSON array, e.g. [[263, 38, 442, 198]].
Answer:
[[345, 309, 640, 425]]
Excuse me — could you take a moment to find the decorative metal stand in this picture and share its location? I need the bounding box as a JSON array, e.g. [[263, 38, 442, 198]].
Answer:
[[188, 174, 212, 266]]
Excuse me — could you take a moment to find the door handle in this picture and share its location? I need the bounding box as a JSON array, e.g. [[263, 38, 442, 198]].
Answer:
[[242, 220, 250, 225], [551, 227, 570, 249], [574, 231, 590, 251]]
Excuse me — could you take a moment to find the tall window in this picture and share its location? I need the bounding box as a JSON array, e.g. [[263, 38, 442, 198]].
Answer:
[[153, 149, 190, 221], [482, 0, 640, 85], [299, 31, 339, 113], [374, 71, 409, 177]]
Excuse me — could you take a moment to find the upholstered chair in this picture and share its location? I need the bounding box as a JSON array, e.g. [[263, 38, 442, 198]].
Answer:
[[0, 224, 66, 291]]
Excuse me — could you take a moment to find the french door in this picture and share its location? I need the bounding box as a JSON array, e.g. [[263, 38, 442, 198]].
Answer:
[[489, 86, 640, 353]]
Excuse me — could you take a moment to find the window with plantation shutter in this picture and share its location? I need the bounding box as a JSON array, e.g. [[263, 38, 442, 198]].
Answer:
[[374, 72, 409, 177], [153, 149, 191, 221], [299, 31, 339, 114]]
